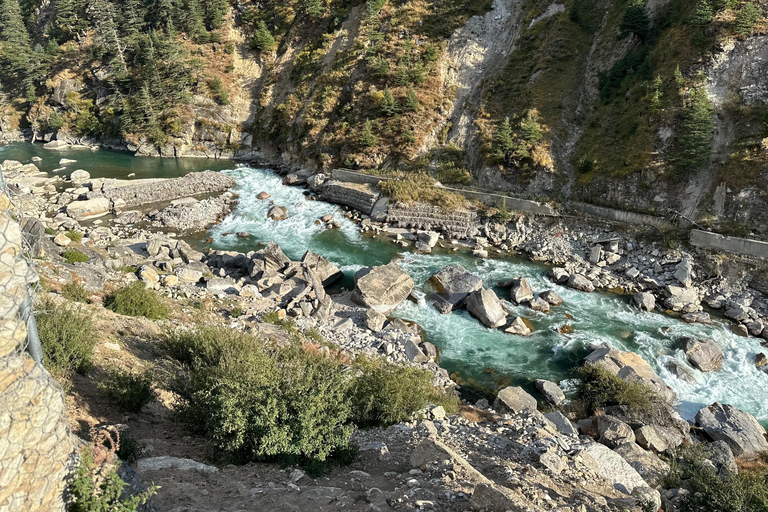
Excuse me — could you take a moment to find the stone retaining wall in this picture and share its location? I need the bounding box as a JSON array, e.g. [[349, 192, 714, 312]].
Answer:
[[94, 171, 235, 208], [572, 203, 673, 230], [320, 181, 382, 215], [0, 192, 76, 511], [386, 203, 479, 238], [691, 229, 768, 261], [331, 169, 388, 186]]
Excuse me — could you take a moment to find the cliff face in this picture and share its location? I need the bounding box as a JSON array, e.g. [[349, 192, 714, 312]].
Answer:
[[1, 0, 767, 234]]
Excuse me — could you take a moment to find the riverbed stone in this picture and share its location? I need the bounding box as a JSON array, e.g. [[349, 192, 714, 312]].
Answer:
[[548, 267, 570, 284], [682, 311, 711, 324], [365, 309, 387, 332], [585, 346, 675, 404], [493, 386, 537, 414], [139, 265, 159, 284], [681, 337, 723, 372], [545, 411, 579, 437], [66, 197, 111, 221], [567, 274, 594, 292], [53, 233, 71, 247], [301, 250, 343, 287], [674, 256, 694, 287], [539, 290, 563, 306], [504, 316, 532, 336], [535, 379, 565, 406], [467, 288, 507, 329], [508, 277, 533, 304], [352, 263, 414, 314], [633, 292, 655, 312], [613, 441, 669, 486], [175, 268, 203, 283], [70, 169, 90, 182], [257, 191, 271, 199], [529, 296, 550, 313], [426, 263, 482, 312], [598, 415, 636, 448], [695, 402, 768, 457], [268, 205, 288, 220]]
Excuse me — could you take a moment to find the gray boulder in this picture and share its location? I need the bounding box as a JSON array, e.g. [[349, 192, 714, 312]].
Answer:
[[681, 337, 723, 372], [695, 403, 768, 457], [493, 386, 537, 414], [535, 379, 565, 406], [585, 346, 675, 405], [426, 263, 482, 312], [267, 205, 288, 220], [466, 288, 507, 329], [66, 197, 111, 221], [352, 263, 414, 314], [633, 292, 655, 312], [544, 411, 578, 437], [529, 296, 550, 313], [613, 442, 670, 486], [674, 256, 694, 287], [567, 274, 595, 292], [365, 309, 387, 332], [301, 250, 343, 287], [507, 277, 533, 304], [539, 290, 563, 306], [548, 267, 570, 284], [580, 442, 649, 495], [598, 415, 636, 448], [504, 316, 532, 336]]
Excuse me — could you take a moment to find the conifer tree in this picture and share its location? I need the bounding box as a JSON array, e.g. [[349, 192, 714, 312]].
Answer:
[[492, 118, 515, 162], [674, 65, 685, 91], [520, 111, 542, 143], [184, 0, 209, 43], [404, 85, 420, 112], [305, 0, 324, 18], [0, 0, 36, 88], [734, 2, 761, 37], [380, 87, 397, 117], [360, 119, 378, 147], [672, 86, 714, 173], [692, 0, 714, 25], [650, 75, 664, 112], [52, 0, 89, 42], [619, 0, 650, 41], [204, 0, 229, 29], [253, 21, 276, 52]]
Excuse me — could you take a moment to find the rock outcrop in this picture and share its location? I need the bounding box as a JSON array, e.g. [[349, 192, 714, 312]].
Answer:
[[695, 402, 768, 457], [352, 263, 414, 314]]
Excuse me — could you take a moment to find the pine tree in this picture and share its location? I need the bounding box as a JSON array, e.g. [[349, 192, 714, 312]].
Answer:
[[650, 75, 663, 112], [0, 0, 36, 87], [360, 119, 378, 147], [734, 2, 761, 37], [619, 0, 651, 41], [204, 0, 228, 29], [404, 85, 420, 112], [52, 0, 89, 42], [674, 65, 685, 90], [692, 0, 714, 25], [672, 86, 714, 173], [520, 111, 542, 143], [380, 87, 397, 117], [253, 21, 276, 52], [492, 118, 515, 162], [305, 0, 324, 18], [184, 0, 209, 43]]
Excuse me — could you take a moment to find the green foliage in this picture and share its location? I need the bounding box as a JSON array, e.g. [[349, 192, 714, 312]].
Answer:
[[62, 249, 89, 264], [0, 0, 41, 90], [104, 281, 170, 319], [380, 88, 398, 117], [98, 367, 155, 412], [70, 447, 157, 512], [230, 306, 243, 318], [712, 0, 739, 10], [65, 230, 83, 242], [360, 119, 378, 147], [674, 65, 685, 90], [253, 21, 276, 52], [114, 432, 143, 464], [692, 0, 714, 25], [491, 117, 515, 162], [61, 281, 90, 303], [619, 1, 651, 41], [37, 299, 96, 376], [664, 447, 768, 512], [520, 111, 543, 143], [47, 112, 64, 131], [650, 75, 664, 113], [671, 86, 714, 173], [404, 85, 420, 113], [379, 172, 467, 208], [494, 205, 513, 223], [305, 0, 324, 18], [598, 47, 652, 103], [734, 2, 761, 37], [577, 157, 595, 174], [208, 77, 229, 106], [350, 356, 457, 427], [574, 364, 658, 417], [44, 227, 56, 235]]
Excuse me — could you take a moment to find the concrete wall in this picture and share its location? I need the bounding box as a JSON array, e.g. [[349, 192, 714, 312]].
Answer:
[[0, 193, 76, 511], [330, 169, 388, 186], [691, 229, 768, 261], [572, 203, 673, 230]]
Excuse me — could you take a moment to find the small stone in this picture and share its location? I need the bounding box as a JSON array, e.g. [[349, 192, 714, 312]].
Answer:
[[53, 233, 71, 247], [257, 191, 271, 199]]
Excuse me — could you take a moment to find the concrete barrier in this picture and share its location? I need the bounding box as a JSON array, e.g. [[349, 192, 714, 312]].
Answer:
[[443, 187, 556, 216], [572, 203, 673, 229], [331, 169, 389, 185], [690, 229, 768, 261]]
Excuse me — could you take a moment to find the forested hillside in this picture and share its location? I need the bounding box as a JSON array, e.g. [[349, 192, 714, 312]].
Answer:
[[0, 0, 767, 233]]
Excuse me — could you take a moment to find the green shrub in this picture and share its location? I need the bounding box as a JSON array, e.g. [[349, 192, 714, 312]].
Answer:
[[65, 230, 83, 242], [104, 281, 169, 320], [114, 433, 144, 464], [116, 265, 138, 274], [494, 205, 513, 223], [37, 299, 96, 377], [359, 119, 378, 147], [734, 2, 761, 37], [61, 281, 90, 303], [62, 249, 89, 264], [44, 227, 56, 235], [350, 356, 458, 427], [574, 364, 658, 417], [230, 306, 243, 318], [253, 21, 276, 52], [664, 446, 768, 512], [70, 446, 157, 512], [98, 368, 155, 413]]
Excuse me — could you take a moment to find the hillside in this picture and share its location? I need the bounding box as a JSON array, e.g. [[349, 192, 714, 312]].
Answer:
[[0, 0, 767, 230]]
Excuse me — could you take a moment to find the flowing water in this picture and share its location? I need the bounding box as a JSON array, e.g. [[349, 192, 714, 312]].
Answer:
[[4, 143, 768, 424]]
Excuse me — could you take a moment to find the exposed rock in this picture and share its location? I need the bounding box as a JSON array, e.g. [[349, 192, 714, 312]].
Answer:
[[613, 441, 670, 485], [466, 288, 507, 329], [175, 268, 203, 283], [681, 337, 723, 372], [665, 286, 699, 312], [426, 264, 482, 312], [539, 290, 563, 306], [633, 292, 655, 312], [585, 346, 675, 404], [567, 274, 595, 292], [507, 277, 533, 304], [53, 233, 71, 247], [548, 267, 570, 284], [404, 340, 428, 363], [695, 402, 768, 457], [544, 411, 578, 437], [674, 256, 694, 287], [755, 353, 767, 368], [352, 263, 414, 314], [598, 415, 636, 448], [70, 169, 90, 182], [139, 265, 159, 284], [535, 379, 564, 406], [365, 309, 387, 332], [529, 296, 550, 313], [268, 205, 288, 220], [493, 386, 537, 414], [682, 311, 711, 324], [257, 191, 271, 200], [136, 456, 218, 473], [301, 250, 343, 287], [66, 197, 111, 221], [580, 442, 649, 495], [731, 323, 749, 337], [307, 174, 326, 192], [504, 316, 532, 336], [634, 425, 679, 453]]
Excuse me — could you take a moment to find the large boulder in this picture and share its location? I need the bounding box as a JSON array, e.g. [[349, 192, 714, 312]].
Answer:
[[301, 250, 343, 287], [633, 292, 655, 312], [548, 267, 570, 284], [584, 346, 675, 405], [580, 442, 649, 495], [267, 205, 288, 220], [598, 415, 636, 448], [681, 337, 723, 372], [695, 403, 768, 457], [493, 386, 537, 414], [66, 197, 111, 221], [665, 285, 699, 311], [504, 316, 532, 336], [613, 442, 670, 486], [262, 241, 291, 272], [506, 277, 533, 304], [426, 264, 482, 312], [70, 169, 90, 183], [674, 256, 694, 287], [535, 379, 565, 406], [352, 263, 414, 314], [539, 290, 563, 306], [466, 288, 507, 329], [567, 274, 595, 292]]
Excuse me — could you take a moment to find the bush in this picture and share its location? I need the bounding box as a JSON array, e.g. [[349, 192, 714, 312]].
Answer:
[[253, 21, 276, 52], [70, 445, 156, 512], [65, 230, 83, 242], [574, 364, 658, 417], [350, 356, 458, 427], [44, 227, 56, 236], [61, 281, 90, 303], [104, 282, 170, 320], [98, 368, 155, 413], [734, 2, 761, 37], [664, 446, 768, 512], [494, 205, 513, 223], [62, 249, 89, 264], [378, 173, 467, 209], [37, 299, 96, 377], [230, 306, 243, 318]]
